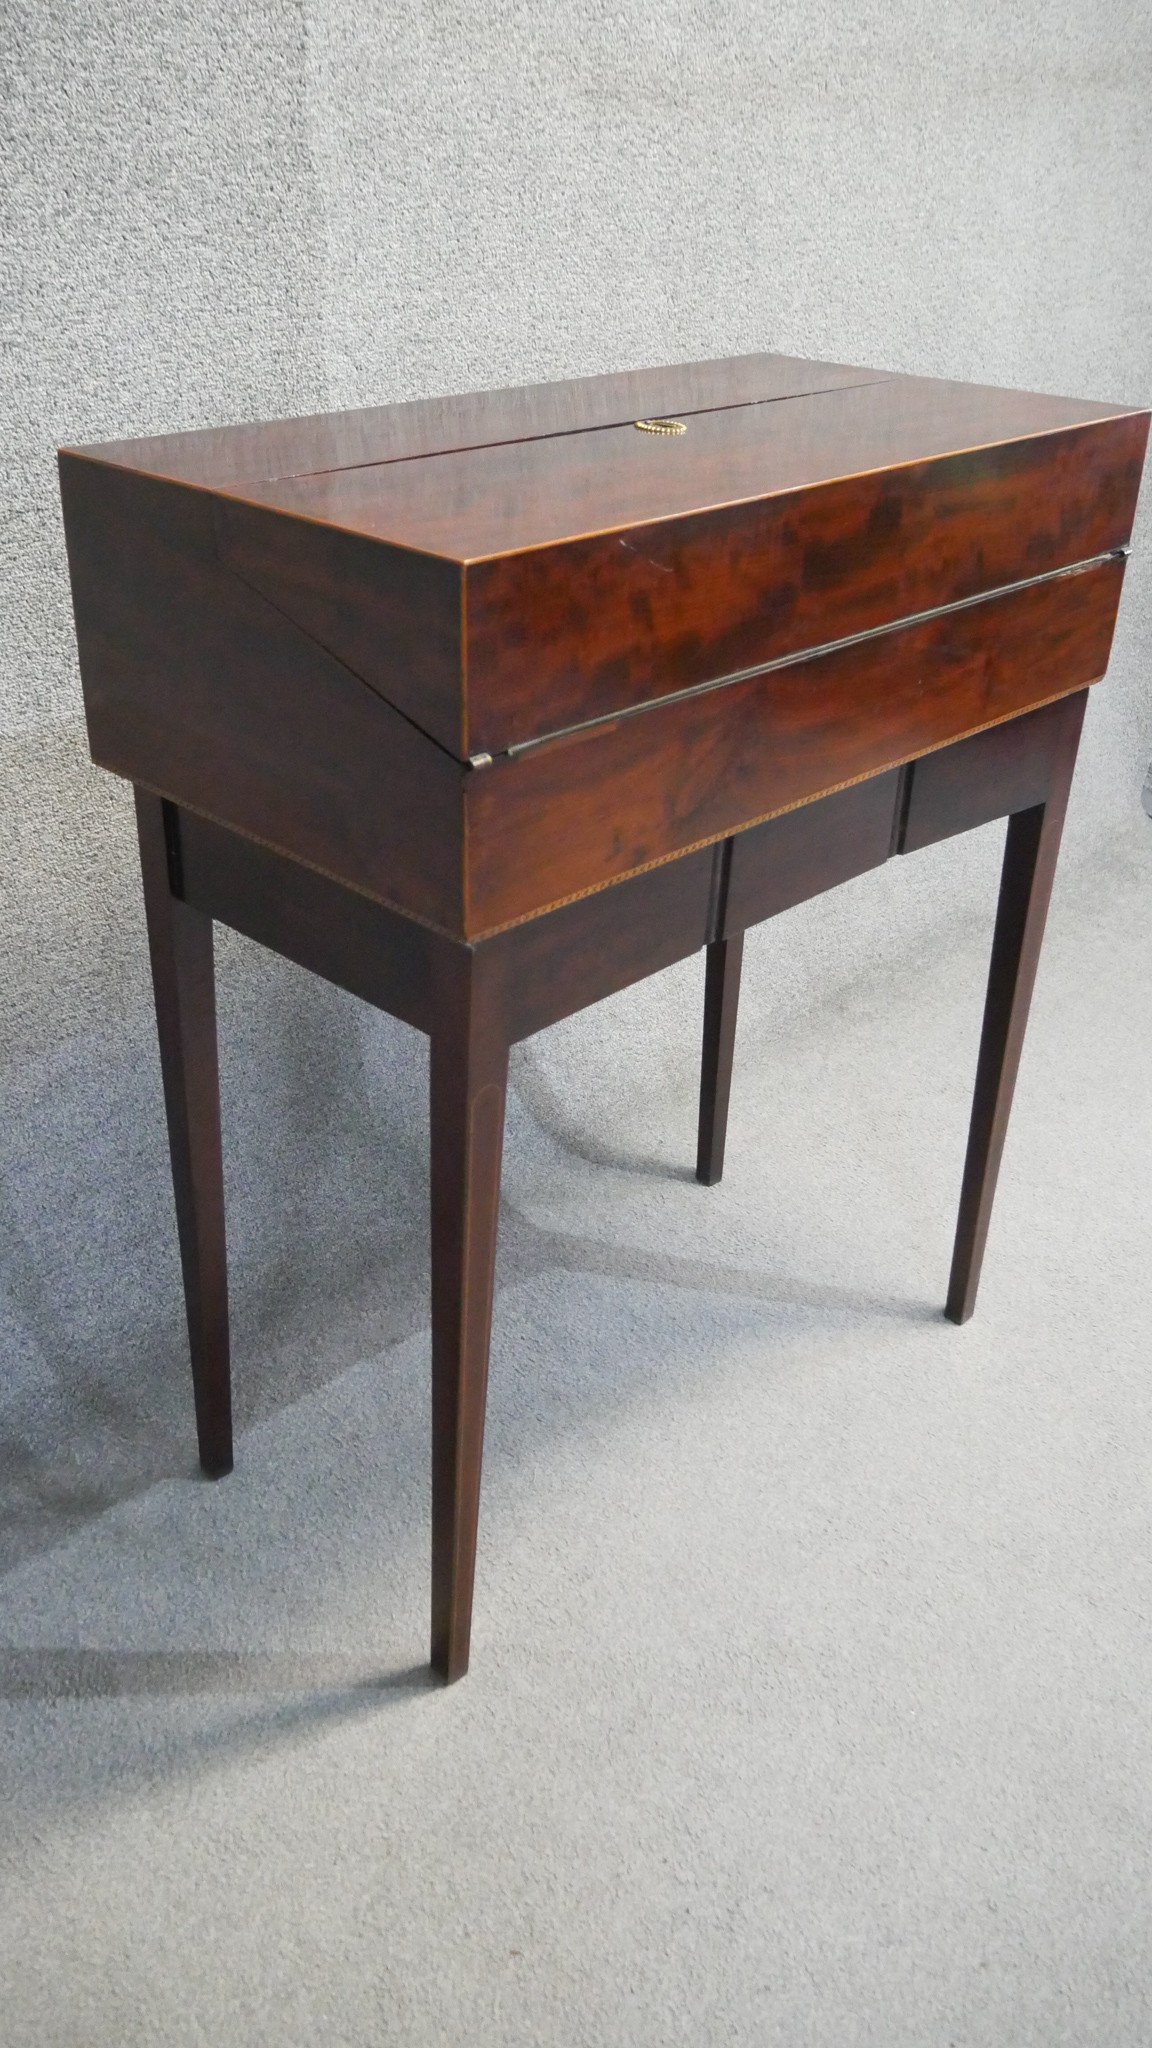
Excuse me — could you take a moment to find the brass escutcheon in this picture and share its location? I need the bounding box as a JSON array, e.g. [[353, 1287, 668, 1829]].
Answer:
[[633, 417, 687, 435]]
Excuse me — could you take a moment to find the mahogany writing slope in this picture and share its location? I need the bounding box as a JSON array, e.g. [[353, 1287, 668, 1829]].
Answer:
[[58, 353, 1149, 1680]]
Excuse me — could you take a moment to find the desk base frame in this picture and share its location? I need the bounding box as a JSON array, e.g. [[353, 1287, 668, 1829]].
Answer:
[[134, 689, 1086, 1681]]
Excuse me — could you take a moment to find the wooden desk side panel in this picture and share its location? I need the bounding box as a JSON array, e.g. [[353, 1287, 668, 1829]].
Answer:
[[176, 808, 444, 1034], [58, 457, 467, 934], [463, 557, 1124, 935], [212, 496, 465, 757], [464, 414, 1146, 754]]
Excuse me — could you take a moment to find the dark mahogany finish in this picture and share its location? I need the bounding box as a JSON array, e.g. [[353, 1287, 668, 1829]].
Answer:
[[725, 772, 901, 930], [697, 934, 745, 1188], [77, 351, 886, 491], [941, 694, 1088, 1322], [59, 360, 1146, 941], [134, 792, 233, 1478], [58, 352, 1148, 1681], [428, 947, 509, 1683]]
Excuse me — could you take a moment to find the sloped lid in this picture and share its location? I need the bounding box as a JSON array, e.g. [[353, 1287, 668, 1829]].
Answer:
[[212, 371, 1140, 565], [68, 351, 887, 490]]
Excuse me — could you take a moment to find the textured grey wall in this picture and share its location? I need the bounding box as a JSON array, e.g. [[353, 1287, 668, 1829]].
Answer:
[[2, 2, 1149, 1539]]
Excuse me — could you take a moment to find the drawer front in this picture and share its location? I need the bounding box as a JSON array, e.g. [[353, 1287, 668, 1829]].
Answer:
[[463, 556, 1122, 936], [487, 847, 718, 1043], [464, 409, 1145, 755], [724, 773, 900, 934], [900, 691, 1087, 852]]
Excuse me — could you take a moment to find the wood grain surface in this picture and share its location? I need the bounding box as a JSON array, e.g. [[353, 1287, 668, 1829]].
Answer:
[[724, 773, 901, 932], [228, 375, 1138, 559], [129, 375, 1145, 759], [59, 457, 467, 931], [461, 408, 1144, 753], [72, 352, 886, 487], [60, 355, 1146, 922], [59, 350, 1148, 1684], [463, 558, 1123, 933], [901, 691, 1088, 852]]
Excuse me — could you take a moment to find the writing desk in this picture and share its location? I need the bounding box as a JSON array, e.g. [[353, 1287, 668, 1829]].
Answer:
[[58, 354, 1149, 1679]]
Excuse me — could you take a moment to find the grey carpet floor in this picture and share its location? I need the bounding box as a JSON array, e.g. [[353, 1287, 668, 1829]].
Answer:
[[2, 822, 1151, 2046]]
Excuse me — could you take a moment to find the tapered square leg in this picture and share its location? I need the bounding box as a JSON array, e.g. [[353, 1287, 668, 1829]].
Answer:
[[134, 791, 233, 1475], [696, 933, 744, 1186], [429, 952, 509, 1682], [946, 697, 1085, 1323]]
